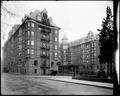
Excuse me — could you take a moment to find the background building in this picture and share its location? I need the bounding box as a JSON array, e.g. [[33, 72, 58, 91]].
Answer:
[[59, 35, 71, 75], [3, 9, 60, 75], [69, 31, 100, 75], [59, 31, 107, 76]]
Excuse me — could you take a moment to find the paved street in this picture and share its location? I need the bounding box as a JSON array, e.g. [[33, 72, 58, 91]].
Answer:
[[1, 73, 113, 95]]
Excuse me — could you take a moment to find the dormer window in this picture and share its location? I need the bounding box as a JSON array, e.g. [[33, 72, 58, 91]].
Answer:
[[43, 13, 47, 19], [37, 14, 42, 21]]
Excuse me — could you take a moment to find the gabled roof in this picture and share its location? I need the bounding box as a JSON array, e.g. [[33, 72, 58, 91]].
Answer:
[[28, 9, 59, 28], [70, 31, 98, 47]]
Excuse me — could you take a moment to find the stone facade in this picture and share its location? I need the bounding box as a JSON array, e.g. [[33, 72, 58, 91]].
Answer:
[[3, 9, 60, 75], [59, 31, 106, 76]]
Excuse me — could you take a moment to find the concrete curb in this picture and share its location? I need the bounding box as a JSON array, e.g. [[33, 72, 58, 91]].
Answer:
[[48, 78, 113, 89]]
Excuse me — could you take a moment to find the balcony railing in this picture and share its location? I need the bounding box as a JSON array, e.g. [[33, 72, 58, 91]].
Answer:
[[41, 37, 50, 42], [40, 54, 49, 59], [40, 46, 50, 50], [40, 64, 50, 68], [41, 29, 51, 33]]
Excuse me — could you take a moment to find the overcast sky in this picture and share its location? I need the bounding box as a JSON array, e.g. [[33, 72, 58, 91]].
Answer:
[[1, 1, 113, 46]]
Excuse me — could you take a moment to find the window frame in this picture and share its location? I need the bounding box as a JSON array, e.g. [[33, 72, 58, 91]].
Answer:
[[31, 49, 34, 54], [31, 23, 35, 27], [28, 22, 30, 27], [27, 49, 30, 54], [31, 31, 34, 36], [34, 60, 38, 66], [31, 40, 34, 46]]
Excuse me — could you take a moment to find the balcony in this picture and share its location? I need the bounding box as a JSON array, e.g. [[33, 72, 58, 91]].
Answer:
[[40, 64, 50, 69], [40, 54, 49, 59], [40, 46, 50, 50], [41, 37, 50, 42], [41, 29, 51, 33]]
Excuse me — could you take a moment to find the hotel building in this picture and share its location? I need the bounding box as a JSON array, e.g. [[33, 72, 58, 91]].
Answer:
[[2, 9, 60, 75], [59, 31, 107, 75]]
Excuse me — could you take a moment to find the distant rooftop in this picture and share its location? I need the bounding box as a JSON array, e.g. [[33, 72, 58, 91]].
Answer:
[[69, 31, 99, 47], [62, 34, 69, 44], [22, 8, 59, 28]]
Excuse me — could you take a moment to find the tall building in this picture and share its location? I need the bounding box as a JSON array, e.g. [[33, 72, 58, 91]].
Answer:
[[69, 31, 100, 75], [59, 35, 71, 74], [59, 31, 106, 76], [2, 9, 60, 75]]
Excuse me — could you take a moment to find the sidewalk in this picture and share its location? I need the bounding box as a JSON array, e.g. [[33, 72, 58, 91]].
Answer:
[[2, 73, 113, 89], [48, 77, 113, 89]]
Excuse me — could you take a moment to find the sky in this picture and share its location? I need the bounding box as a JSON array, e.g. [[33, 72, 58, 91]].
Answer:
[[1, 1, 113, 46]]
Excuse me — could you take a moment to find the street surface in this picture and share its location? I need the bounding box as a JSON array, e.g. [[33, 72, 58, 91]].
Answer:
[[1, 73, 113, 95]]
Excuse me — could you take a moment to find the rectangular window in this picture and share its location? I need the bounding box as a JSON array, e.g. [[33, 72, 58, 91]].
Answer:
[[19, 29, 22, 36], [91, 49, 93, 52], [31, 31, 34, 36], [55, 52, 57, 57], [34, 69, 37, 73], [31, 23, 34, 27], [19, 37, 22, 43], [31, 49, 34, 54], [19, 52, 21, 56], [92, 43, 94, 47], [94, 47, 96, 50], [97, 66, 99, 69], [86, 55, 88, 58], [34, 60, 38, 66], [43, 51, 46, 55], [91, 66, 92, 69], [19, 45, 22, 49], [55, 37, 57, 41], [38, 27, 41, 30], [55, 45, 57, 49], [55, 30, 57, 35], [27, 49, 30, 54], [31, 41, 34, 45], [86, 45, 88, 48], [43, 34, 46, 38], [87, 60, 89, 63], [28, 31, 30, 36], [94, 53, 96, 56], [94, 42, 96, 46], [51, 62, 54, 67], [27, 40, 30, 45], [64, 50, 66, 53], [28, 22, 30, 27]]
